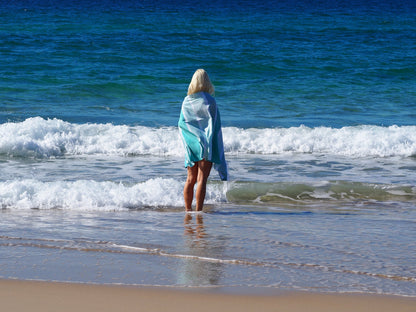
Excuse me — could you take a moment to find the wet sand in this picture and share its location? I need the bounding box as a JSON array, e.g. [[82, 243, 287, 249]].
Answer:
[[1, 279, 415, 312]]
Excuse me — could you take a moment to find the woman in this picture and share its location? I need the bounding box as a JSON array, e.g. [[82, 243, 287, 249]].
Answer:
[[178, 69, 227, 212]]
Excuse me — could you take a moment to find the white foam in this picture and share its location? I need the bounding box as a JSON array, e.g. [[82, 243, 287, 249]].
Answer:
[[1, 117, 415, 158], [110, 243, 257, 265], [0, 117, 182, 157], [0, 178, 228, 211], [223, 125, 416, 157]]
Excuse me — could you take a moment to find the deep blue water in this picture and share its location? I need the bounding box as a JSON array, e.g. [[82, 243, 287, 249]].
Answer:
[[1, 0, 415, 127]]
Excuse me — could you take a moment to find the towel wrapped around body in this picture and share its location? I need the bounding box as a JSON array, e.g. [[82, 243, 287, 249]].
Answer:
[[178, 92, 228, 181]]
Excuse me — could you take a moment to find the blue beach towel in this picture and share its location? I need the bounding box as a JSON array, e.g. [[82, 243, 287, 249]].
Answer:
[[178, 92, 228, 181]]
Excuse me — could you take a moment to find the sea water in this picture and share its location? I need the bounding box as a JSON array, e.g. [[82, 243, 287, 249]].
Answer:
[[0, 0, 415, 296]]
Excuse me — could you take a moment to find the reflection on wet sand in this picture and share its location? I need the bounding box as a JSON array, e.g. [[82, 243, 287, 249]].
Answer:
[[177, 213, 224, 286], [184, 213, 206, 242]]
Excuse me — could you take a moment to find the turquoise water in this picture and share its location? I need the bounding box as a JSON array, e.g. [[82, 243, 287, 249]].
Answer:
[[0, 0, 415, 296]]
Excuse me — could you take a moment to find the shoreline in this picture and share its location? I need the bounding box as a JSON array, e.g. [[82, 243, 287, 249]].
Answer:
[[1, 279, 415, 312]]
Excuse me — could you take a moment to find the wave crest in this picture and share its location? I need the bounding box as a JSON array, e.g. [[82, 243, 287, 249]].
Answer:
[[0, 178, 186, 211], [1, 117, 415, 158], [1, 178, 415, 210]]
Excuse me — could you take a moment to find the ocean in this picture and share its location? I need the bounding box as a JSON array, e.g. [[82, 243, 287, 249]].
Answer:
[[0, 0, 415, 296]]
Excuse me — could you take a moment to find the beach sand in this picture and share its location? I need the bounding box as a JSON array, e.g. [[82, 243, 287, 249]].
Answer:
[[0, 279, 415, 312]]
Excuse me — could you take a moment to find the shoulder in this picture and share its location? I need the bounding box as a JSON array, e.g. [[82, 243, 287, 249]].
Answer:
[[185, 92, 216, 105], [200, 92, 216, 106], [202, 92, 215, 100], [187, 92, 215, 99]]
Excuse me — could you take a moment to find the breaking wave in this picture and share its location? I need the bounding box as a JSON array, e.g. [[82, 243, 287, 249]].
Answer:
[[1, 117, 415, 158], [1, 178, 415, 210]]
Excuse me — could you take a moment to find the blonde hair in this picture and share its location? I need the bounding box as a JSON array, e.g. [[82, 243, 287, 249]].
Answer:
[[187, 69, 215, 96]]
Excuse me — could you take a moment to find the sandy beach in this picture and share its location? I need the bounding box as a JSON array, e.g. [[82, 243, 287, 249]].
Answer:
[[0, 279, 415, 312]]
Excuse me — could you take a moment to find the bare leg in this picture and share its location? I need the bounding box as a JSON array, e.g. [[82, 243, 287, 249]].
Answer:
[[184, 165, 198, 211], [195, 160, 213, 211]]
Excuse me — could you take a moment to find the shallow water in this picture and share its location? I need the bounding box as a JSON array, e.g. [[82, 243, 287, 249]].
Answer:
[[1, 207, 415, 296]]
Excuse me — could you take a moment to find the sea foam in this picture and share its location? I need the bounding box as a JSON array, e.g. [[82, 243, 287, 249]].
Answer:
[[1, 117, 415, 158], [0, 178, 229, 210], [1, 178, 414, 211], [0, 178, 183, 210], [0, 117, 181, 158]]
